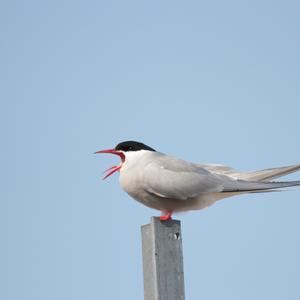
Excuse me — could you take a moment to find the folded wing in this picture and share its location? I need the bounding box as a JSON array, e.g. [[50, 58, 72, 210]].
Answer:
[[142, 157, 224, 200], [143, 157, 300, 198]]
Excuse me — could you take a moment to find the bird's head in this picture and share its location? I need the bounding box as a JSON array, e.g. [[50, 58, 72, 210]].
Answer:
[[95, 140, 156, 179]]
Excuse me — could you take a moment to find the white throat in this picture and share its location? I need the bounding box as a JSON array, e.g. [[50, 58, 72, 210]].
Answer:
[[121, 150, 155, 171]]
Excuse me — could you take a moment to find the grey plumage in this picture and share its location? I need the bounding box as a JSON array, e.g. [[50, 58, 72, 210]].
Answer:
[[119, 151, 300, 212]]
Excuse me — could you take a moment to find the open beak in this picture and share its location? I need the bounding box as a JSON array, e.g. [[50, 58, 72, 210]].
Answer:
[[94, 148, 125, 180]]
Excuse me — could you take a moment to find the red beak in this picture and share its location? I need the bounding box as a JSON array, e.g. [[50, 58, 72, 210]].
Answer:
[[94, 148, 125, 161], [94, 148, 125, 180]]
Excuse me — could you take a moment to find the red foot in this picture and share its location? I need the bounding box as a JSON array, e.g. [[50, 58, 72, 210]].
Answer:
[[159, 211, 172, 221]]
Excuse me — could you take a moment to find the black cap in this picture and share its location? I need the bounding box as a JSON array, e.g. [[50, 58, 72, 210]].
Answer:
[[115, 141, 156, 152]]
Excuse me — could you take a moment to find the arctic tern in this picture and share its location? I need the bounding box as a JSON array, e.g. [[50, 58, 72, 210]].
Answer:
[[95, 141, 300, 220]]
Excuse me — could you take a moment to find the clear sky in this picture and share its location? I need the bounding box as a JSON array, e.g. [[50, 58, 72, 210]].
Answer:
[[1, 1, 300, 299]]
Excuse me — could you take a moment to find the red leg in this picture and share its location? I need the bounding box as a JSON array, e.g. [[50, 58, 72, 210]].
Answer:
[[159, 211, 173, 221]]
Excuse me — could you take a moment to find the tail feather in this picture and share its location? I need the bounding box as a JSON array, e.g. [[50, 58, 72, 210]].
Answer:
[[233, 164, 300, 181], [223, 180, 300, 193]]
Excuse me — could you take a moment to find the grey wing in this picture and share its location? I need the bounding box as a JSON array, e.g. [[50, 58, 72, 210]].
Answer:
[[142, 156, 224, 200], [197, 163, 236, 176]]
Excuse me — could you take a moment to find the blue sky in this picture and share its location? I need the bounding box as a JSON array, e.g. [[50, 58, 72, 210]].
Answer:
[[1, 1, 300, 299]]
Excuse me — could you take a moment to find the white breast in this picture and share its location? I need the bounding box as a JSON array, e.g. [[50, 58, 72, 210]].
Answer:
[[119, 150, 159, 204]]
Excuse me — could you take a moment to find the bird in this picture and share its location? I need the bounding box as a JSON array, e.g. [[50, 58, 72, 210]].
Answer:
[[95, 141, 300, 220]]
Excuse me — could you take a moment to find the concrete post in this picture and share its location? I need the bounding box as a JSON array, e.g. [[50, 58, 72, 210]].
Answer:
[[141, 217, 185, 300]]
